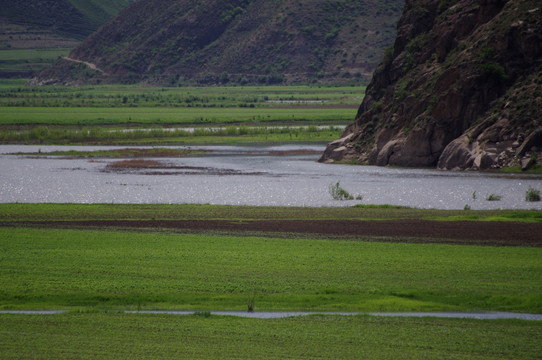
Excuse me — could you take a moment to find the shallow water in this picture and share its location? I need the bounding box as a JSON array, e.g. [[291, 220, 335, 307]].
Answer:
[[1, 144, 541, 210], [3, 310, 540, 320]]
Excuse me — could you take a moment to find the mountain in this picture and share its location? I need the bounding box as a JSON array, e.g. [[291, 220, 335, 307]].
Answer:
[[320, 0, 542, 171], [30, 0, 404, 86]]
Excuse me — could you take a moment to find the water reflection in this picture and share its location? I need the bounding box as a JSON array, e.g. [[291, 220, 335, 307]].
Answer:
[[1, 145, 541, 210]]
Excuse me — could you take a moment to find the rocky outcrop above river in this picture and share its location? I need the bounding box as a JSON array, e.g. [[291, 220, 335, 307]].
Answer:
[[320, 0, 542, 171]]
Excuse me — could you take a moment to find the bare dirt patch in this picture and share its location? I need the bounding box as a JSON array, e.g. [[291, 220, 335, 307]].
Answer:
[[105, 159, 165, 169], [6, 219, 541, 247], [103, 160, 267, 176]]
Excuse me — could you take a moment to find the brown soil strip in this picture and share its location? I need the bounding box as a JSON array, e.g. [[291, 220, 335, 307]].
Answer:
[[4, 219, 541, 247], [103, 162, 267, 175], [106, 159, 166, 169]]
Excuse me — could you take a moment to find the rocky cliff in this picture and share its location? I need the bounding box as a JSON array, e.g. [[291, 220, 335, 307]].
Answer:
[[29, 0, 403, 86], [320, 0, 542, 171]]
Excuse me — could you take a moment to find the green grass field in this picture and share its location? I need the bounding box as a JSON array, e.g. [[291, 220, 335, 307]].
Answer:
[[0, 106, 356, 126], [1, 204, 542, 359], [1, 226, 541, 312], [1, 203, 540, 223], [1, 313, 541, 359]]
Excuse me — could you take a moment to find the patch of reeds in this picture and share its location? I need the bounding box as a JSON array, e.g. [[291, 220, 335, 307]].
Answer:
[[486, 194, 502, 201], [525, 187, 541, 202], [329, 182, 363, 201]]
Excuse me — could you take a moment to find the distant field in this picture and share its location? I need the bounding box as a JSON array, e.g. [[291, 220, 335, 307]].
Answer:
[[0, 106, 356, 126], [0, 49, 71, 76], [0, 84, 361, 144], [0, 83, 364, 108]]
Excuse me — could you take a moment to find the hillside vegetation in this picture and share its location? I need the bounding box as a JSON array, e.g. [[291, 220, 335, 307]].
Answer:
[[32, 0, 404, 85]]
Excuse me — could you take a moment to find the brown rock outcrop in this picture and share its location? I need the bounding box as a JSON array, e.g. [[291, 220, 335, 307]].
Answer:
[[320, 0, 542, 171]]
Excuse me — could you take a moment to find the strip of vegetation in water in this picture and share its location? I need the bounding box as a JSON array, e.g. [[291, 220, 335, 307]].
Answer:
[[1, 227, 541, 312], [0, 312, 540, 359]]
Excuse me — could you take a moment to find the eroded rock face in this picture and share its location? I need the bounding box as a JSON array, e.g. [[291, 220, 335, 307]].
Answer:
[[320, 0, 542, 170]]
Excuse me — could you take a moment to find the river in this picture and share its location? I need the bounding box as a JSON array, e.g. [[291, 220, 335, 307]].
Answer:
[[1, 144, 541, 210]]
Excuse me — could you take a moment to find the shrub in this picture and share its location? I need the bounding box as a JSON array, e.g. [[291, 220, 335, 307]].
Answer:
[[329, 182, 354, 201], [246, 292, 256, 312], [525, 187, 541, 202], [480, 62, 509, 84], [194, 311, 211, 318], [486, 194, 502, 201], [437, 0, 448, 14]]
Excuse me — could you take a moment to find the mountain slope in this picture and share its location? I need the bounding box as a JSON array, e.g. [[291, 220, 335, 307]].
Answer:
[[31, 0, 404, 85], [0, 0, 131, 40], [320, 0, 542, 171]]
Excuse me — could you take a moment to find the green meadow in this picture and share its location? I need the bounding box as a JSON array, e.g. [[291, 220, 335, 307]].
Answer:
[[1, 223, 541, 312], [1, 203, 540, 223], [0, 106, 356, 126], [1, 313, 541, 359]]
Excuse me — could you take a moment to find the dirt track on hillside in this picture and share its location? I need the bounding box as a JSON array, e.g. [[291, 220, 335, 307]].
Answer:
[[5, 219, 542, 247]]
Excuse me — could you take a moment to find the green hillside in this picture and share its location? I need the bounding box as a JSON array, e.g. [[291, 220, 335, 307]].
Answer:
[[33, 0, 404, 85]]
